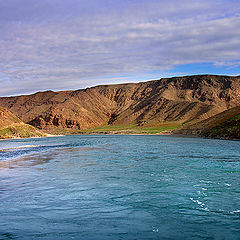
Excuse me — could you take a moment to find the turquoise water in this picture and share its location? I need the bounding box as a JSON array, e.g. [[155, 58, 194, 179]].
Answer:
[[0, 135, 239, 240]]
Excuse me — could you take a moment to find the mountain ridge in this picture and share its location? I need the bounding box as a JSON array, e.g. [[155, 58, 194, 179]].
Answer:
[[0, 75, 239, 134]]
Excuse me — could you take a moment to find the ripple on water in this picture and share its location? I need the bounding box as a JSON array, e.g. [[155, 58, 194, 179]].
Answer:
[[0, 135, 239, 240]]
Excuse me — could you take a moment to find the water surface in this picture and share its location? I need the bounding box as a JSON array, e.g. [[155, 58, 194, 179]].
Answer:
[[0, 135, 239, 239]]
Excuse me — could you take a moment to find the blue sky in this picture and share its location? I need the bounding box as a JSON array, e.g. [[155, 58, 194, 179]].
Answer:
[[0, 0, 240, 96]]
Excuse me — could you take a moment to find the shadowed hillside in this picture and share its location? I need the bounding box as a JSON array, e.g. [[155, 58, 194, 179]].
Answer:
[[174, 106, 240, 139], [0, 75, 239, 134], [203, 110, 240, 139]]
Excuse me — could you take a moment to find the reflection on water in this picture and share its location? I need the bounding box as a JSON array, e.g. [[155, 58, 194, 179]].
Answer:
[[0, 145, 107, 169], [0, 135, 240, 240]]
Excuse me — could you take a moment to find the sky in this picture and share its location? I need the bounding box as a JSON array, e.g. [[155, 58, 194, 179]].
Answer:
[[0, 0, 240, 96]]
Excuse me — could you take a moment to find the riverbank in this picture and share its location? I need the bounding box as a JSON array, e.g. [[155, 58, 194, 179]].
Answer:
[[1, 120, 239, 141]]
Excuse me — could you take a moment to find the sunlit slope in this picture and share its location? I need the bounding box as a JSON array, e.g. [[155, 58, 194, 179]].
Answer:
[[0, 107, 46, 139], [0, 75, 239, 134]]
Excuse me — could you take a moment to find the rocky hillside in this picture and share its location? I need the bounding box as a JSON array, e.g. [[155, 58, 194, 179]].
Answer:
[[174, 106, 240, 139], [0, 75, 239, 132], [0, 107, 46, 139]]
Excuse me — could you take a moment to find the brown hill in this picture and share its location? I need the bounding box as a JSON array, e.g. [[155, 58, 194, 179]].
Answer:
[[174, 106, 240, 138], [0, 107, 22, 129], [0, 107, 46, 139], [0, 75, 239, 133]]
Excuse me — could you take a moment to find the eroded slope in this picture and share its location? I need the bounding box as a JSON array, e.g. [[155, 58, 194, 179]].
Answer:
[[0, 75, 239, 132]]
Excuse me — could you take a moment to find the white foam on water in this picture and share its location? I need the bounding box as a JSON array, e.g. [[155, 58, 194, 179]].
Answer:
[[224, 183, 231, 186], [152, 226, 159, 233], [190, 197, 209, 211], [0, 145, 40, 151], [230, 210, 240, 214], [199, 180, 212, 183]]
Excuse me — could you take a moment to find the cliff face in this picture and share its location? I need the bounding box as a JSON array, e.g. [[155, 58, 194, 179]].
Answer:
[[0, 75, 239, 132]]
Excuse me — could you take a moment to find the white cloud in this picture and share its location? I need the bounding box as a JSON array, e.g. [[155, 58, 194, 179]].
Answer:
[[0, 0, 240, 96]]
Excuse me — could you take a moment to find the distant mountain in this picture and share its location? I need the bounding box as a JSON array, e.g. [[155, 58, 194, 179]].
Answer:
[[0, 107, 46, 139], [0, 75, 239, 137]]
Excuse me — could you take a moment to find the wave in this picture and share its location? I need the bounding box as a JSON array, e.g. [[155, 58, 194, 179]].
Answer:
[[0, 145, 40, 152]]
